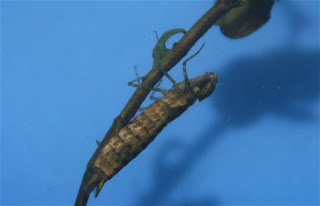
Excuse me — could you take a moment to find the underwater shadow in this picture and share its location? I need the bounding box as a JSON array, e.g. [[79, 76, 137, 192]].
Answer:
[[214, 48, 319, 126], [136, 47, 320, 205]]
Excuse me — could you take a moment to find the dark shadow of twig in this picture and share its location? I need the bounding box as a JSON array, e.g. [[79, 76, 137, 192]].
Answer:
[[214, 48, 319, 127]]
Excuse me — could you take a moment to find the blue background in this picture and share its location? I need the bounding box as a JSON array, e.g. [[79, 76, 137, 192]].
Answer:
[[1, 1, 319, 205]]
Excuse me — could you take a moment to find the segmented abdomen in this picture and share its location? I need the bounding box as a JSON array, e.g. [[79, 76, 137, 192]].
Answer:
[[94, 91, 194, 180]]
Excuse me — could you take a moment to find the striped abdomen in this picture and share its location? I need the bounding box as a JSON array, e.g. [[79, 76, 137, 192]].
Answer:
[[94, 72, 217, 181]]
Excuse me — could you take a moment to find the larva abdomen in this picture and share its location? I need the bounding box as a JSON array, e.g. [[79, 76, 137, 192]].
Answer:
[[94, 100, 171, 179], [94, 72, 217, 181]]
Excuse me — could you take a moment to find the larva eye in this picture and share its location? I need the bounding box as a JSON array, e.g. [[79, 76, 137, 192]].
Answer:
[[198, 82, 215, 101], [193, 87, 200, 94]]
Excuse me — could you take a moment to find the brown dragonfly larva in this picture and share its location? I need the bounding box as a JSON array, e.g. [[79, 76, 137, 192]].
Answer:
[[91, 41, 218, 197], [93, 70, 217, 195]]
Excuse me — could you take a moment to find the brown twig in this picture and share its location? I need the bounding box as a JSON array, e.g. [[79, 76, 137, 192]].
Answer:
[[74, 1, 243, 205]]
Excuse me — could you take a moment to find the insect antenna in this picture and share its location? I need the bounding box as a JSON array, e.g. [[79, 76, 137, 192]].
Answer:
[[182, 43, 205, 88], [128, 65, 146, 88]]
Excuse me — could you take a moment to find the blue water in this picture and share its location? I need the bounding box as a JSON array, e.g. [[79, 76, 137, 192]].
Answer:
[[1, 1, 319, 205]]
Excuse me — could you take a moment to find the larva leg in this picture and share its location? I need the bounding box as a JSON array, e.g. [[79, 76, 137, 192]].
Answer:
[[182, 43, 206, 86], [161, 69, 176, 86], [137, 79, 165, 111], [133, 65, 141, 85], [128, 81, 166, 94], [128, 77, 145, 88], [128, 65, 145, 88], [150, 79, 165, 101], [139, 79, 165, 112], [128, 65, 167, 94]]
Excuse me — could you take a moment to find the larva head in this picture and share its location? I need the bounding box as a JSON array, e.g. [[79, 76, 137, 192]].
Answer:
[[190, 72, 218, 101]]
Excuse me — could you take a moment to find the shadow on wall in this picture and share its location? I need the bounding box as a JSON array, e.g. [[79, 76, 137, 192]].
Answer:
[[214, 48, 319, 127], [136, 47, 320, 205]]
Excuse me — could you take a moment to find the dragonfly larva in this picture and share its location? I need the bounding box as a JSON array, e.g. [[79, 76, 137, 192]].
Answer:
[[93, 71, 217, 195], [91, 39, 218, 197]]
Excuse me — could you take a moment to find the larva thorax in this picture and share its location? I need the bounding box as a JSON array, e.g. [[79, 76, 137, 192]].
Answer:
[[94, 72, 217, 181]]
